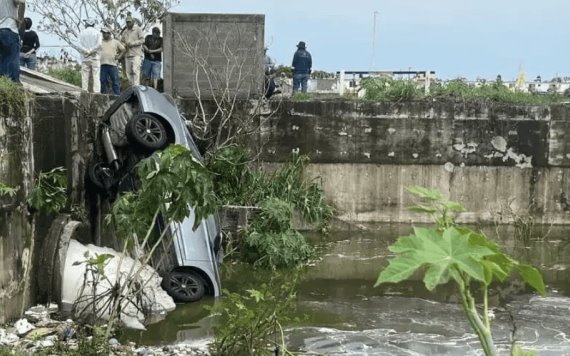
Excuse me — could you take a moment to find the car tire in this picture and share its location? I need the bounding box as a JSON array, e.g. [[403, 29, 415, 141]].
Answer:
[[87, 162, 112, 192], [165, 270, 207, 303], [125, 113, 168, 151]]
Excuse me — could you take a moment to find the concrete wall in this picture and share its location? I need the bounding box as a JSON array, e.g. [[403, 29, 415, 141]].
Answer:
[[0, 104, 34, 324], [0, 93, 107, 323], [259, 99, 570, 224], [163, 13, 265, 99]]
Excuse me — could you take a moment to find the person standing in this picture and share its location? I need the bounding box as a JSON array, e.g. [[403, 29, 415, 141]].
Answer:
[[0, 0, 26, 82], [99, 27, 125, 95], [291, 41, 312, 93], [142, 26, 162, 89], [263, 47, 277, 98], [120, 16, 144, 86], [19, 17, 39, 70], [77, 18, 101, 93]]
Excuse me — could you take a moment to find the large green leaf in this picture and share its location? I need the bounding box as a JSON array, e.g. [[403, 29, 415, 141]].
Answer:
[[374, 254, 424, 286], [515, 263, 546, 296], [377, 227, 495, 290], [406, 186, 442, 201]]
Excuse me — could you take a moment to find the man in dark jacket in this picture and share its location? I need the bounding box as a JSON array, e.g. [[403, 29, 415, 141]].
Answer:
[[291, 41, 311, 93]]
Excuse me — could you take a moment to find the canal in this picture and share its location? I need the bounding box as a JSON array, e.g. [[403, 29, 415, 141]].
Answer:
[[126, 224, 570, 355]]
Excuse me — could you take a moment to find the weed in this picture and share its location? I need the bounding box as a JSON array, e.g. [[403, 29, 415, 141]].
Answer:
[[48, 67, 81, 87], [208, 270, 300, 356], [0, 76, 28, 119], [26, 167, 67, 214]]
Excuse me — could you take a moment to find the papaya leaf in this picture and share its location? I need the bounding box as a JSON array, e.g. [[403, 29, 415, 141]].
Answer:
[[406, 185, 442, 201], [443, 200, 465, 212], [408, 205, 438, 214], [377, 227, 495, 290], [515, 263, 546, 296], [375, 254, 424, 286]]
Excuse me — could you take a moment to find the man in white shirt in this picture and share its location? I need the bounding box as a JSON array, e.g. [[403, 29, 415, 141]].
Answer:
[[77, 18, 102, 93], [0, 0, 26, 82]]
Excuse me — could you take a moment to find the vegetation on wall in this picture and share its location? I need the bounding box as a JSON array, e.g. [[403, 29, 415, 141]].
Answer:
[[208, 145, 331, 269], [0, 77, 28, 119], [361, 77, 564, 104], [208, 145, 333, 226], [26, 167, 67, 214], [376, 186, 545, 356], [48, 67, 82, 87]]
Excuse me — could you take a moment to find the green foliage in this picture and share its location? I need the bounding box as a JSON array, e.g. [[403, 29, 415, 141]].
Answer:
[[208, 271, 299, 356], [209, 146, 333, 227], [0, 76, 28, 118], [406, 185, 464, 228], [0, 182, 18, 198], [291, 92, 311, 100], [48, 67, 81, 87], [72, 251, 114, 278], [360, 77, 564, 105], [106, 144, 217, 241], [431, 79, 561, 105], [241, 198, 316, 269], [26, 167, 67, 214], [361, 77, 423, 101], [376, 186, 545, 355]]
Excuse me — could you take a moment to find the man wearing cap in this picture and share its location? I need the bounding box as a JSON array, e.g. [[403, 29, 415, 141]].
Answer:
[[120, 16, 144, 86], [77, 18, 101, 92], [142, 26, 162, 89], [100, 27, 125, 95], [0, 0, 26, 82], [291, 41, 312, 93]]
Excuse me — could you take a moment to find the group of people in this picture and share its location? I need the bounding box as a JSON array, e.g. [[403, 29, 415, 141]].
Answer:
[[78, 16, 163, 95], [0, 0, 26, 83]]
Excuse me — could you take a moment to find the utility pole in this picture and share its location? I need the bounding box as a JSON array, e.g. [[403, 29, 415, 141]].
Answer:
[[371, 11, 379, 70]]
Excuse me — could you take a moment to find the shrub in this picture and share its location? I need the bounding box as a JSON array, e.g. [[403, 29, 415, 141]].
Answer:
[[48, 67, 81, 87]]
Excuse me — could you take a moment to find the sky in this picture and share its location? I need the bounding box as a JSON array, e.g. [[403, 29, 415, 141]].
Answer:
[[33, 0, 570, 80]]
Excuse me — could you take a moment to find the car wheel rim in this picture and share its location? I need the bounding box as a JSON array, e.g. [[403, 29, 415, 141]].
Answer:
[[135, 117, 164, 144], [170, 274, 200, 297]]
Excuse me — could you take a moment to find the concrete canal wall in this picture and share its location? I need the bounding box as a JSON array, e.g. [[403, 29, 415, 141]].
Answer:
[[259, 99, 570, 225]]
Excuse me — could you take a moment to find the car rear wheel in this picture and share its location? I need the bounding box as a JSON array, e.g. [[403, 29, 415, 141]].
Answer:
[[125, 113, 168, 151], [165, 270, 206, 303]]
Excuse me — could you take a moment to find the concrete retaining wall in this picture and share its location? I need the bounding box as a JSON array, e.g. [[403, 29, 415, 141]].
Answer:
[[259, 99, 570, 224]]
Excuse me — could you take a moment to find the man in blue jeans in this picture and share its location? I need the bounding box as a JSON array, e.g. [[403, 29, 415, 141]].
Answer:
[[291, 41, 312, 93], [0, 0, 26, 82]]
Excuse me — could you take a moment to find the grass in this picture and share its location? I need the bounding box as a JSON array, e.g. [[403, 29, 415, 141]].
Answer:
[[361, 77, 566, 105], [0, 76, 28, 118]]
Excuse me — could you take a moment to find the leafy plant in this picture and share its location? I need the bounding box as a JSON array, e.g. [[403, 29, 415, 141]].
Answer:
[[241, 198, 315, 269], [0, 76, 28, 118], [376, 186, 545, 356], [361, 77, 422, 101], [26, 167, 67, 214], [208, 271, 300, 356], [0, 182, 18, 198], [48, 67, 81, 87], [208, 147, 334, 229]]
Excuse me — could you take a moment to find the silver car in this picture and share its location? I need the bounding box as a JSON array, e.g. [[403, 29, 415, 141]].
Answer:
[[87, 85, 222, 303]]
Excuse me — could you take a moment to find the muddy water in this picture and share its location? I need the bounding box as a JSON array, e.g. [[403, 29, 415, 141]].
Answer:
[[126, 225, 570, 355]]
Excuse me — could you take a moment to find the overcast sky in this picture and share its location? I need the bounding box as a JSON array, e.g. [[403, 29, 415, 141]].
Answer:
[[171, 0, 569, 80], [33, 0, 569, 80]]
